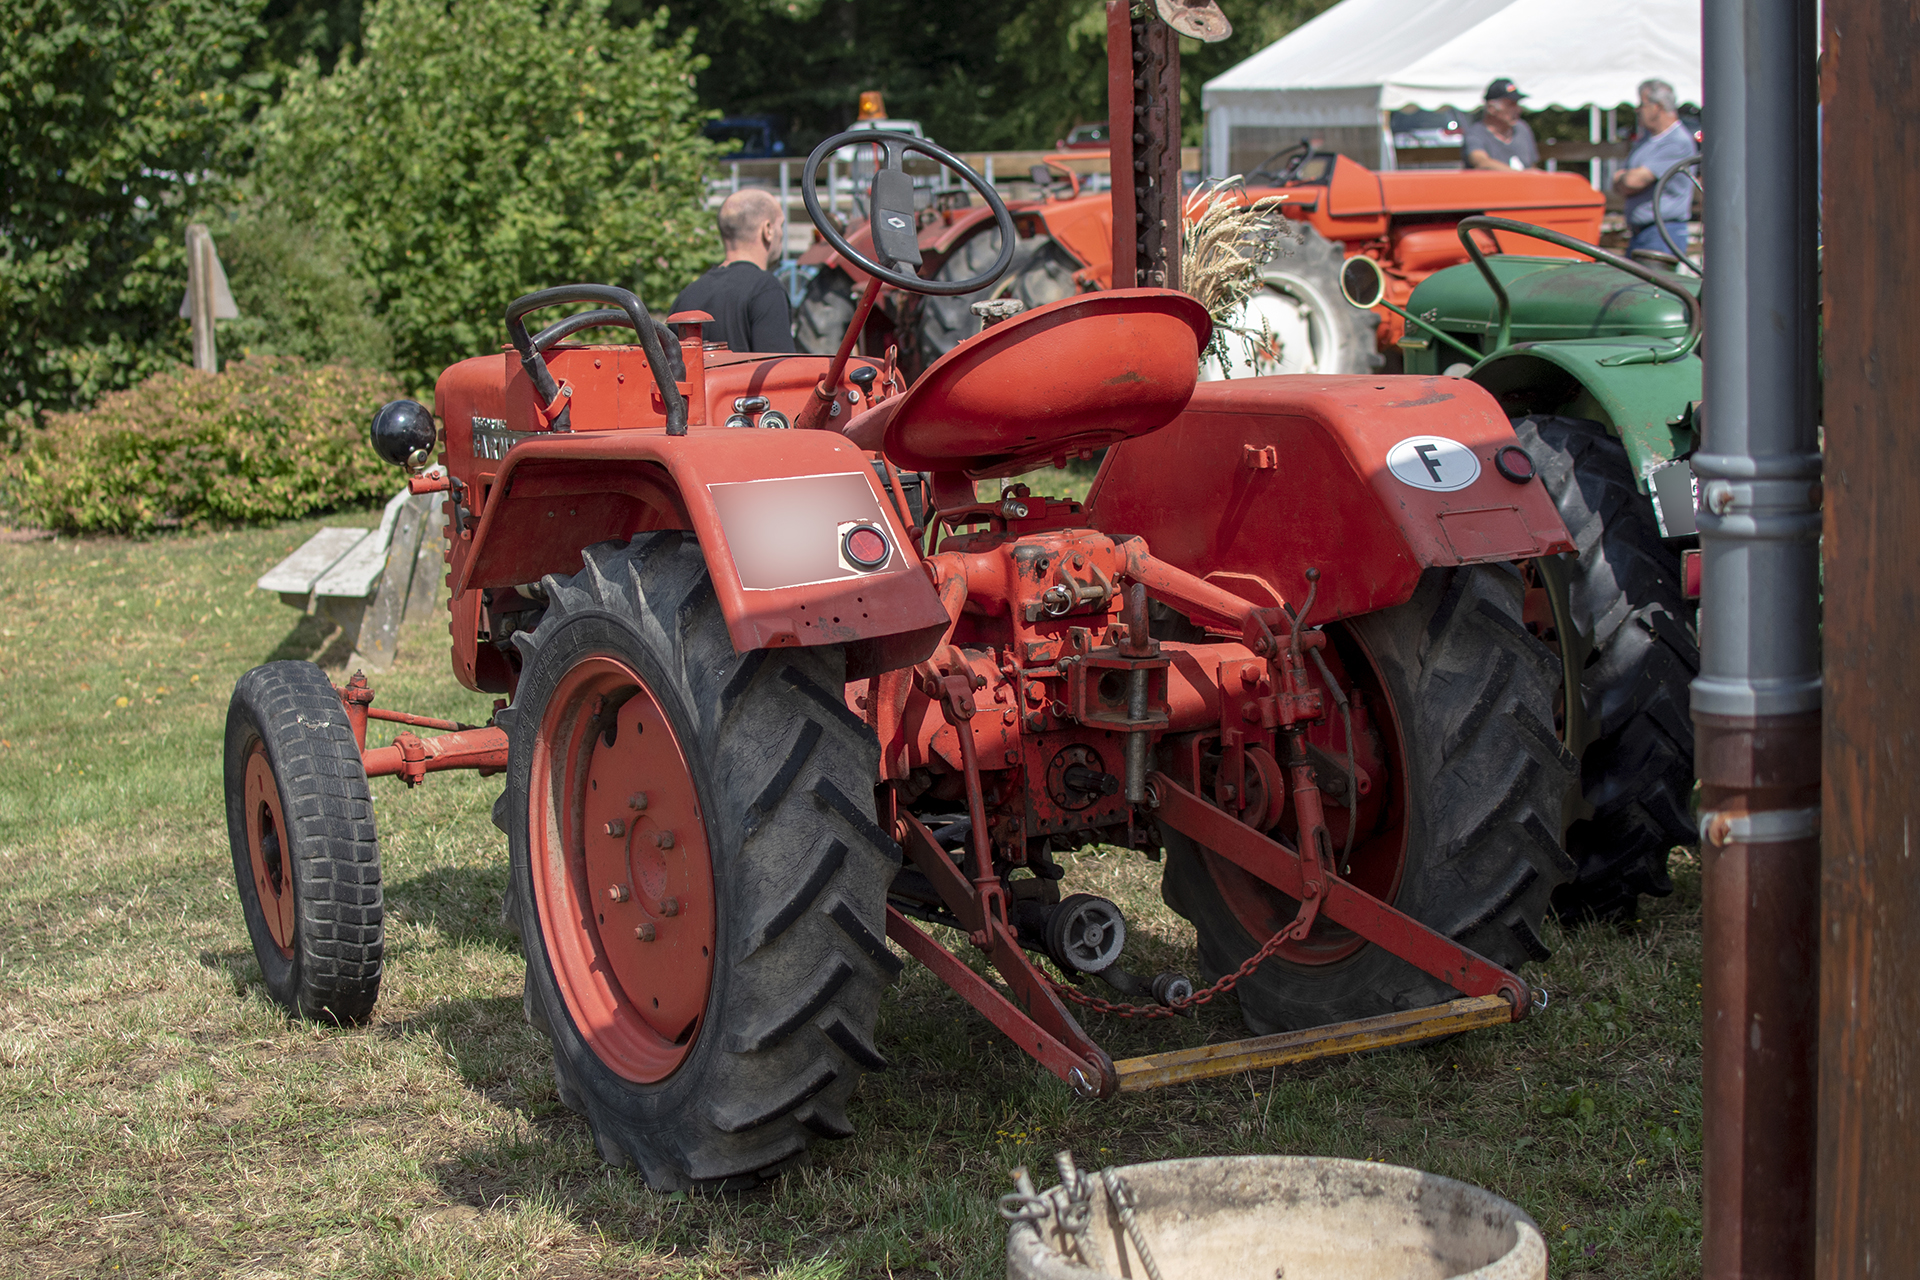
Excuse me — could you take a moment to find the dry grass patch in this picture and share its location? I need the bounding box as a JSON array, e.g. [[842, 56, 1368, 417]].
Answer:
[[0, 519, 1701, 1278]]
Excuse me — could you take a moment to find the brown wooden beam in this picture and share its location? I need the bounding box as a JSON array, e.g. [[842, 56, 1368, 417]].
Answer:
[[1817, 1, 1920, 1275]]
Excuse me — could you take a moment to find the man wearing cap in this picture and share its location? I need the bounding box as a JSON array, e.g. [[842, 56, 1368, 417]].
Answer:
[[670, 188, 794, 354], [1461, 79, 1539, 171], [1614, 79, 1697, 256]]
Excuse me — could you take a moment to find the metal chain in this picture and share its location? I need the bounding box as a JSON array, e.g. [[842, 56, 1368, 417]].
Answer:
[[1046, 921, 1298, 1019]]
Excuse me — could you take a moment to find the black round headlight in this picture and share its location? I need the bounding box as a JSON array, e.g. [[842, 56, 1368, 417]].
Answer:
[[371, 399, 437, 469]]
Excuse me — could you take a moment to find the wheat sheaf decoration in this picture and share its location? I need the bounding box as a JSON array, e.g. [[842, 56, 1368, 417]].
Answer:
[[1181, 180, 1299, 376]]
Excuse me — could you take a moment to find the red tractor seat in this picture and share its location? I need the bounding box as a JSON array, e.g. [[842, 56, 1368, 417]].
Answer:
[[876, 289, 1212, 477]]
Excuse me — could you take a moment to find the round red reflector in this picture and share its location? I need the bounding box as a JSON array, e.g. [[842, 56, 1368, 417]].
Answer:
[[844, 525, 889, 569]]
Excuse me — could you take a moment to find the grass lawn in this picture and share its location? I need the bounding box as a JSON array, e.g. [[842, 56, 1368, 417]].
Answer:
[[0, 511, 1702, 1279]]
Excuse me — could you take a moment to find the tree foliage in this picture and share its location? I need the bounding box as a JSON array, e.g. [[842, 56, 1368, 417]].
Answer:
[[0, 0, 261, 437], [214, 204, 394, 372], [253, 0, 722, 393], [639, 0, 1338, 152]]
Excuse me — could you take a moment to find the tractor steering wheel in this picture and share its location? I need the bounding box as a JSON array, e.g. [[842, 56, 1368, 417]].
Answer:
[[801, 130, 1017, 295]]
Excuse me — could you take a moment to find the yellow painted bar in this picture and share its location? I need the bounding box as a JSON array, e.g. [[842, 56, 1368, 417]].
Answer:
[[1112, 994, 1517, 1092]]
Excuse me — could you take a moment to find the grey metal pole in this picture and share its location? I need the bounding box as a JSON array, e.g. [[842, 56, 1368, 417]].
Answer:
[[779, 160, 791, 268], [1694, 0, 1823, 1275]]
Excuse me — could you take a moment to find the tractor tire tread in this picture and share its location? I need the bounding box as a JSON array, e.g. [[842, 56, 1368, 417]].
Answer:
[[1162, 565, 1574, 1033], [506, 531, 894, 1191], [794, 268, 857, 357], [911, 228, 1041, 375], [223, 660, 383, 1024], [1510, 414, 1697, 923]]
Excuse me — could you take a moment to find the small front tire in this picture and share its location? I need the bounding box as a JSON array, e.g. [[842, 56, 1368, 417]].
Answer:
[[223, 660, 384, 1024]]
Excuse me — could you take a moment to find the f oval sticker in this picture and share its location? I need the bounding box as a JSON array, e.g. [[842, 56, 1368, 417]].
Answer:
[[1386, 436, 1481, 492]]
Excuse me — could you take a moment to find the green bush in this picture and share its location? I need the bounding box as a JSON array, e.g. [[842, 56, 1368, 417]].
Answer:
[[5, 357, 401, 534], [255, 0, 724, 392]]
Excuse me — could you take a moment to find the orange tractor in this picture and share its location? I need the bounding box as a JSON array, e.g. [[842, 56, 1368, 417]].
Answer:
[[225, 3, 1601, 1192], [796, 147, 1602, 383]]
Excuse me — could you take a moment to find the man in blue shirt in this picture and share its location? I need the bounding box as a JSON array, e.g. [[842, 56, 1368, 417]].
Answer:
[[1615, 79, 1698, 257]]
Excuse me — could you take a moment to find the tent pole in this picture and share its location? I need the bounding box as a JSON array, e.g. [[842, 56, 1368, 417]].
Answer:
[[1588, 104, 1601, 190]]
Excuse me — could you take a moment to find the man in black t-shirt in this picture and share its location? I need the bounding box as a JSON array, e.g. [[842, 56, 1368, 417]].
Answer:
[[671, 188, 794, 353]]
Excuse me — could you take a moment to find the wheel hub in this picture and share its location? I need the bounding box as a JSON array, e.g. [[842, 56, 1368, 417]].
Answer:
[[530, 656, 716, 1083], [1203, 634, 1407, 966]]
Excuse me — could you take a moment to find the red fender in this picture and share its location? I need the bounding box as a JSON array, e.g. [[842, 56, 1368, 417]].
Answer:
[[433, 347, 947, 692], [1085, 376, 1574, 624]]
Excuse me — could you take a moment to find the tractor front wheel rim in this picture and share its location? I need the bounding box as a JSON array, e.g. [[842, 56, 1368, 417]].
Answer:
[[243, 742, 296, 958], [529, 656, 716, 1084]]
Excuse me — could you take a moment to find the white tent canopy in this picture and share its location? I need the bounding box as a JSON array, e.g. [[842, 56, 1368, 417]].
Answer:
[[1202, 0, 1701, 176]]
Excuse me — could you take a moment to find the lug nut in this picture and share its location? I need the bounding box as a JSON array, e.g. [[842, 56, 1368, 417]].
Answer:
[[607, 884, 631, 903], [655, 830, 675, 850], [605, 819, 626, 836], [635, 923, 656, 942], [661, 897, 680, 917], [628, 792, 649, 811]]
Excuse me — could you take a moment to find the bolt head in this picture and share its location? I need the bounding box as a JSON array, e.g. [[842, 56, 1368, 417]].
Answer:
[[661, 897, 680, 917], [605, 819, 626, 837], [635, 923, 656, 942], [655, 830, 675, 850], [607, 884, 631, 903], [628, 792, 648, 811]]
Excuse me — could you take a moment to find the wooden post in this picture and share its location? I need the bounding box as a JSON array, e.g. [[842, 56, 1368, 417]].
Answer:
[[186, 224, 218, 373], [1818, 0, 1920, 1274]]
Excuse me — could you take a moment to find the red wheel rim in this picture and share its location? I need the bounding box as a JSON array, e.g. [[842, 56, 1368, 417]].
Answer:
[[1204, 627, 1409, 966], [243, 742, 296, 957], [528, 656, 717, 1083]]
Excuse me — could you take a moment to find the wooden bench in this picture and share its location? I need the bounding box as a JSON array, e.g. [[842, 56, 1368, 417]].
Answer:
[[258, 488, 443, 670]]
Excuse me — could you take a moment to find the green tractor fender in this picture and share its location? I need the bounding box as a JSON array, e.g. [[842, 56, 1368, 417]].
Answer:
[[1356, 217, 1705, 538], [1467, 340, 1701, 536]]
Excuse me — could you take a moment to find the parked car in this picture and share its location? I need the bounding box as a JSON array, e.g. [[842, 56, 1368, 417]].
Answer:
[[704, 114, 788, 159], [1057, 122, 1110, 150], [1389, 107, 1464, 151]]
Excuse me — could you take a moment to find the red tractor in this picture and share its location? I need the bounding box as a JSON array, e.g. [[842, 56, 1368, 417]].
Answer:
[[224, 116, 1588, 1190], [796, 149, 1603, 383]]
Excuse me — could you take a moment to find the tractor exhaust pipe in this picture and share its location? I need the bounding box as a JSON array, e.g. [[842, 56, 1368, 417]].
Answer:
[[1694, 0, 1823, 1273]]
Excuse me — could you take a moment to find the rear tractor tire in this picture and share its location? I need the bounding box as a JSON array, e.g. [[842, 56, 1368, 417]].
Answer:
[[1201, 223, 1383, 379], [794, 267, 858, 356], [910, 225, 1040, 373], [501, 532, 901, 1192], [223, 660, 384, 1024], [1006, 239, 1089, 314], [1511, 414, 1698, 923], [1161, 565, 1576, 1034]]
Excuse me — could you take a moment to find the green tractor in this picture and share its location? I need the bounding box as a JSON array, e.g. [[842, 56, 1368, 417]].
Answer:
[[1341, 214, 1703, 923]]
